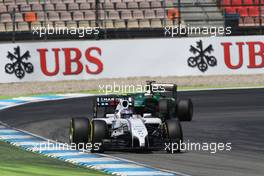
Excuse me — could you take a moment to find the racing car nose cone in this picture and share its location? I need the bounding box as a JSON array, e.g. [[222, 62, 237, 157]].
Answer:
[[129, 119, 148, 147]]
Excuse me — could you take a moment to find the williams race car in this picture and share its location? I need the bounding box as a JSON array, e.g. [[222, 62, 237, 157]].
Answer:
[[70, 96, 183, 152]]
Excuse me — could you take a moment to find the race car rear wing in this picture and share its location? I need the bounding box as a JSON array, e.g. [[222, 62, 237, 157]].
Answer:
[[146, 81, 177, 98]]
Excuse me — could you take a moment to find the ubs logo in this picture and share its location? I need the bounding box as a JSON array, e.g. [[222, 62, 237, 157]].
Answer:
[[188, 40, 217, 72], [5, 46, 34, 79]]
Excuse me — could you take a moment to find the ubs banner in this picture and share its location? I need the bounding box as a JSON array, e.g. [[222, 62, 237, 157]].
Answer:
[[0, 36, 264, 83]]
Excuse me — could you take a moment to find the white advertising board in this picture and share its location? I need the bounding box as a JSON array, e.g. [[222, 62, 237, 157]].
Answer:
[[0, 36, 264, 83]]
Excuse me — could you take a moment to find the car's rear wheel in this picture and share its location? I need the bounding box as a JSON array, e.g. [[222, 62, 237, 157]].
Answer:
[[70, 117, 89, 147], [164, 119, 183, 153], [90, 120, 108, 153], [159, 98, 175, 120], [177, 99, 193, 121]]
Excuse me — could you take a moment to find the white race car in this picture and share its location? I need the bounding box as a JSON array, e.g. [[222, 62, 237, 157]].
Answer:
[[70, 96, 183, 153]]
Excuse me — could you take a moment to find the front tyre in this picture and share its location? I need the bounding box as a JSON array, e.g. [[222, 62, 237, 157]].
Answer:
[[164, 119, 183, 153], [90, 120, 108, 153], [177, 99, 193, 121], [70, 117, 89, 147]]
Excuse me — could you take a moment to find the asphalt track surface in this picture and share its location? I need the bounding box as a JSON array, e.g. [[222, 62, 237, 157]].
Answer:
[[0, 89, 264, 176]]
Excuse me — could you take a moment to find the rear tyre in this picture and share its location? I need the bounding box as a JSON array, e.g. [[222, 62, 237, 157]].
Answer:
[[164, 119, 183, 153], [159, 99, 175, 120], [90, 120, 108, 153], [70, 117, 89, 148], [159, 99, 170, 121], [159, 99, 169, 115], [177, 99, 193, 121]]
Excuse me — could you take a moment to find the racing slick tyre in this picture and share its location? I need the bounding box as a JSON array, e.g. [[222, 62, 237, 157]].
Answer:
[[177, 99, 193, 121], [90, 120, 108, 153], [70, 117, 89, 147], [164, 119, 183, 153], [159, 99, 174, 120]]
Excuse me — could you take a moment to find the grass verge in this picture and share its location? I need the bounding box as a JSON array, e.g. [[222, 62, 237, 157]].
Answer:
[[0, 141, 108, 176]]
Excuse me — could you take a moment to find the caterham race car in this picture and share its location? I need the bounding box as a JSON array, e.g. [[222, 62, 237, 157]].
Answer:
[[70, 82, 193, 153], [132, 81, 193, 122]]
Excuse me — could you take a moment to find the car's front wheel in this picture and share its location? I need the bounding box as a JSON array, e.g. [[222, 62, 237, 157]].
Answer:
[[90, 120, 108, 153], [70, 117, 90, 147], [164, 119, 183, 153]]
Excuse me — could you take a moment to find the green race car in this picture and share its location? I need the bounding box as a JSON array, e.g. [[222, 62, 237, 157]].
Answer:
[[131, 81, 193, 122]]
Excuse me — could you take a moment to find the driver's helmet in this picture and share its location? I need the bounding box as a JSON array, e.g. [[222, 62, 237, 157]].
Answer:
[[120, 109, 133, 119]]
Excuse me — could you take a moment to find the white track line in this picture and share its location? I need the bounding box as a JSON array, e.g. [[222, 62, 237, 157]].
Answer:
[[0, 135, 34, 139], [92, 164, 144, 169], [66, 157, 119, 163], [113, 171, 175, 176], [46, 152, 85, 157]]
